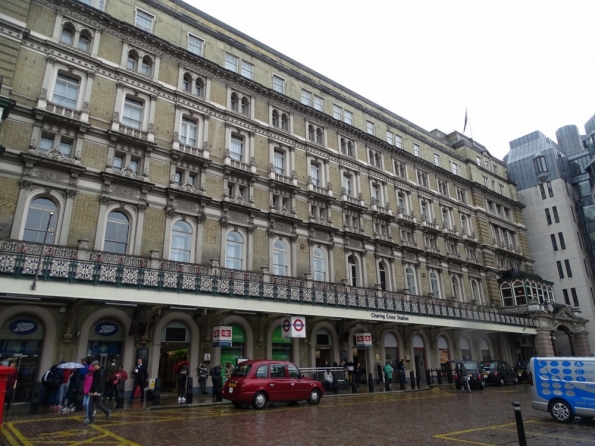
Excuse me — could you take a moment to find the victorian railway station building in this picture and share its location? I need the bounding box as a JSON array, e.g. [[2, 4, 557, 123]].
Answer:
[[0, 0, 590, 401]]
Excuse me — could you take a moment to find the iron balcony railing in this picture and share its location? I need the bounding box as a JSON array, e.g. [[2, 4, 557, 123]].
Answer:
[[0, 241, 534, 328]]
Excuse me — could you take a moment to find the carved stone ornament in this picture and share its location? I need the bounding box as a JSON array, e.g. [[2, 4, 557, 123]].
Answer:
[[220, 217, 229, 229]]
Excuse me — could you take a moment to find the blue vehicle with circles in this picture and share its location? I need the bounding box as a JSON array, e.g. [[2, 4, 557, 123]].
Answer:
[[528, 357, 595, 423]]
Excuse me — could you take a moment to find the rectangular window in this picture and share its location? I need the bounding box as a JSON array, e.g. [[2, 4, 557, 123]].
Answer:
[[366, 121, 375, 135], [413, 144, 420, 157], [272, 75, 284, 93], [558, 232, 566, 250], [571, 288, 579, 306], [499, 184, 504, 194], [583, 204, 595, 222], [563, 289, 570, 305], [557, 261, 564, 279], [483, 176, 488, 187], [314, 96, 324, 111], [550, 234, 558, 251], [225, 53, 238, 72], [135, 9, 154, 33], [39, 136, 53, 153], [545, 208, 552, 225], [552, 206, 559, 223], [301, 90, 312, 106], [333, 105, 342, 120], [386, 131, 394, 145], [187, 34, 204, 56], [584, 258, 590, 277], [180, 118, 197, 146], [539, 183, 546, 199], [578, 231, 583, 249], [565, 259, 573, 277], [344, 110, 353, 125], [122, 97, 143, 129], [434, 153, 440, 166], [241, 61, 254, 79], [59, 140, 72, 156], [476, 156, 481, 166], [230, 136, 243, 161], [273, 150, 284, 175], [456, 187, 466, 203], [395, 135, 403, 149], [310, 163, 320, 186], [53, 74, 79, 108], [578, 181, 590, 198], [547, 181, 554, 197]]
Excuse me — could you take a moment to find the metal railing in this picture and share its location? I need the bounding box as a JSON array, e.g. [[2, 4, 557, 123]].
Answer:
[[0, 241, 534, 328]]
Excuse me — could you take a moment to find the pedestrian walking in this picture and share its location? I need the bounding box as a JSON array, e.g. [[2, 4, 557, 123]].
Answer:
[[177, 363, 188, 403], [383, 361, 394, 390], [129, 358, 149, 403], [4, 360, 17, 409], [62, 361, 84, 413], [355, 362, 362, 388], [460, 363, 471, 393], [377, 362, 384, 384], [104, 358, 118, 404], [82, 364, 94, 420], [210, 364, 222, 402], [45, 364, 64, 410], [198, 363, 208, 394], [323, 369, 334, 392], [84, 361, 111, 425]]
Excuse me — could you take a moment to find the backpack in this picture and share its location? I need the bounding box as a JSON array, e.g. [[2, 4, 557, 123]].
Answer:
[[45, 368, 62, 389]]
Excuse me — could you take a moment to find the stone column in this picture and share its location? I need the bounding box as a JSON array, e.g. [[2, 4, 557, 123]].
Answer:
[[533, 328, 555, 357], [570, 332, 591, 356]]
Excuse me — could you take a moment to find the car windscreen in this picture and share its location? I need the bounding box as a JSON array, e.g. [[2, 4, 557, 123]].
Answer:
[[231, 363, 252, 377]]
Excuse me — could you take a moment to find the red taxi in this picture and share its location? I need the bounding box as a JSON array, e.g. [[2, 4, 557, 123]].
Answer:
[[223, 360, 324, 409]]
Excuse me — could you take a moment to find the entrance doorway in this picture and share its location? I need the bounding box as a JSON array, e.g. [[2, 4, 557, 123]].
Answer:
[[315, 329, 333, 367], [352, 348, 368, 385], [1, 316, 44, 403], [412, 334, 426, 384], [86, 320, 124, 371], [158, 322, 190, 392]]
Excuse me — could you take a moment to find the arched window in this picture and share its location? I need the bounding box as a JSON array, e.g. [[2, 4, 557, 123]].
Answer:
[[451, 275, 460, 299], [341, 138, 347, 154], [78, 32, 91, 51], [471, 279, 481, 303], [405, 266, 417, 295], [347, 141, 354, 156], [104, 211, 129, 254], [170, 221, 192, 262], [313, 247, 326, 282], [141, 57, 152, 76], [127, 52, 138, 70], [272, 110, 279, 127], [230, 93, 239, 111], [316, 128, 323, 144], [378, 262, 386, 290], [60, 27, 74, 45], [182, 74, 191, 92], [23, 197, 57, 243], [429, 270, 440, 298], [281, 113, 288, 131], [348, 256, 357, 287], [501, 283, 513, 306], [308, 125, 314, 142], [241, 97, 249, 115], [225, 231, 243, 270], [273, 239, 288, 276], [514, 280, 526, 305], [195, 78, 204, 97]]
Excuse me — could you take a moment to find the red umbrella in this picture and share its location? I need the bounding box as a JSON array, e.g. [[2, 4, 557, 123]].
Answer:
[[173, 360, 189, 374]]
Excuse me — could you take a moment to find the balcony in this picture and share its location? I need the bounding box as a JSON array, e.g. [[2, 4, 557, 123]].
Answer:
[[269, 165, 298, 188], [307, 178, 333, 198], [0, 240, 534, 329], [370, 198, 393, 217], [224, 150, 257, 176]]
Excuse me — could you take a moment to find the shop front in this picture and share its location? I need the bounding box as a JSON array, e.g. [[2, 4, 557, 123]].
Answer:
[[86, 320, 124, 368]]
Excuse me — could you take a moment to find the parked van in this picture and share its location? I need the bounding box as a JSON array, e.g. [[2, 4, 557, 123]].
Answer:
[[528, 357, 595, 423]]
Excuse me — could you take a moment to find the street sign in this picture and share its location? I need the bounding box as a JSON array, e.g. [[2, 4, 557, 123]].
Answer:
[[281, 316, 306, 338], [356, 333, 372, 349], [212, 325, 233, 347]]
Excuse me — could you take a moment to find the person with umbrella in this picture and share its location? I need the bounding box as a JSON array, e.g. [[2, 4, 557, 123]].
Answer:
[[59, 361, 85, 413], [174, 360, 189, 403]]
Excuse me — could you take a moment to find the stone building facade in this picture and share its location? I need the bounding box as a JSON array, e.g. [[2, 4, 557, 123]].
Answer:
[[0, 0, 589, 400]]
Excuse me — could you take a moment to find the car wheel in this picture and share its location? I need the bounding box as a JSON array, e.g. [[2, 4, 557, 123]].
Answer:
[[513, 377, 518, 385], [550, 399, 574, 423], [479, 381, 485, 390], [307, 388, 321, 405], [251, 391, 268, 410], [499, 377, 505, 386]]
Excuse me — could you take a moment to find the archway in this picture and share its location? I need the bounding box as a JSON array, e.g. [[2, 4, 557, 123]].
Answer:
[[412, 333, 427, 385], [436, 335, 451, 376], [553, 325, 573, 356]]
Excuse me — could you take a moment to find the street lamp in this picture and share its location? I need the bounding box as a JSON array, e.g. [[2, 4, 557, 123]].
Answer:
[[31, 211, 54, 291]]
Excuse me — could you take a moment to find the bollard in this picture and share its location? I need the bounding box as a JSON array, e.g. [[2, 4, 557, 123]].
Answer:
[[512, 401, 527, 446], [385, 373, 390, 391], [425, 369, 432, 385], [447, 367, 453, 384], [400, 371, 405, 390], [416, 370, 421, 387], [410, 370, 416, 390], [333, 379, 338, 395], [29, 382, 42, 415], [185, 377, 193, 404], [437, 369, 443, 385], [368, 372, 374, 393], [351, 376, 357, 394], [116, 379, 125, 409], [152, 378, 161, 406]]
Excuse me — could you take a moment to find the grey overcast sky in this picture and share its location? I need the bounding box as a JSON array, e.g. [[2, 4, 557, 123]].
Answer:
[[187, 0, 594, 161]]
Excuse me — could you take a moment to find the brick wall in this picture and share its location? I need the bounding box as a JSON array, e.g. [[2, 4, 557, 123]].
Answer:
[[0, 177, 20, 236], [67, 193, 99, 247]]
